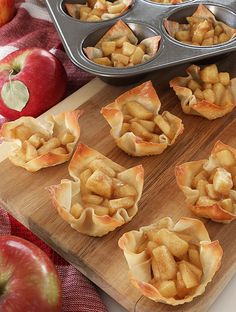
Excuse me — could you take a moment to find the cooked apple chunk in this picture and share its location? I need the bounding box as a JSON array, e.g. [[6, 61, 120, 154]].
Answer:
[[156, 280, 177, 298], [86, 169, 113, 198], [213, 168, 233, 195], [178, 260, 201, 289], [70, 202, 84, 219], [153, 229, 189, 258], [152, 245, 177, 280]]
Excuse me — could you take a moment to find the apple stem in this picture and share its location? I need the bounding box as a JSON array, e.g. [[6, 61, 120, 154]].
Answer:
[[9, 69, 14, 80], [8, 68, 19, 83]]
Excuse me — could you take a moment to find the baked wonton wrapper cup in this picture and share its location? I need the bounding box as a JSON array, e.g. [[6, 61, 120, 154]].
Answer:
[[48, 143, 144, 237], [175, 141, 236, 222], [170, 65, 236, 120], [83, 20, 161, 66], [0, 110, 82, 172], [101, 81, 184, 156], [164, 4, 236, 45], [118, 217, 223, 305], [65, 0, 132, 21]]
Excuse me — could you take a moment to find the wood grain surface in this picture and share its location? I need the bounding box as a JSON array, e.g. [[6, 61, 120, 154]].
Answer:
[[0, 52, 236, 312]]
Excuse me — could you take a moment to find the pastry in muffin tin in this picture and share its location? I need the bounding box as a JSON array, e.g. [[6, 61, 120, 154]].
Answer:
[[164, 4, 236, 47], [0, 110, 82, 172], [118, 217, 223, 305], [176, 141, 236, 222], [48, 143, 144, 237], [170, 64, 236, 119], [65, 0, 132, 22], [84, 20, 161, 68], [101, 80, 184, 156]]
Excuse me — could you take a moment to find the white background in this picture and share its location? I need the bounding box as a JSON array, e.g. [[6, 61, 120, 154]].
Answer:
[[99, 274, 236, 312]]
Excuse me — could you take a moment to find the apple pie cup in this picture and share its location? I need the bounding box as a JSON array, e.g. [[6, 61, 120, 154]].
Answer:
[[118, 217, 223, 305], [164, 4, 236, 47], [176, 141, 236, 223], [101, 80, 184, 156], [170, 64, 236, 120], [0, 110, 82, 172], [65, 0, 132, 22], [48, 143, 144, 237], [83, 20, 161, 68]]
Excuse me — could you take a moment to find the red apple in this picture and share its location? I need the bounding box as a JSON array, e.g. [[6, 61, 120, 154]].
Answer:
[[0, 0, 15, 27], [0, 48, 67, 120], [0, 235, 61, 312]]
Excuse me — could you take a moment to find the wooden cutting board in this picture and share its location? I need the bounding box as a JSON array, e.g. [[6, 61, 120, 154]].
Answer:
[[1, 52, 236, 312]]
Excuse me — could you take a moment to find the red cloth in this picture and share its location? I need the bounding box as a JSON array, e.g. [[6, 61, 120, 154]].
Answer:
[[0, 1, 107, 311]]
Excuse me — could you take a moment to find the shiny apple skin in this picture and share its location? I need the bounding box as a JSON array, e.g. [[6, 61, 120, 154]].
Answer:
[[0, 235, 61, 312], [0, 48, 67, 120], [0, 0, 15, 27]]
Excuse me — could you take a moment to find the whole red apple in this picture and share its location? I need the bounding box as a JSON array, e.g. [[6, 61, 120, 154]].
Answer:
[[0, 0, 15, 27], [0, 235, 61, 312], [0, 48, 67, 120]]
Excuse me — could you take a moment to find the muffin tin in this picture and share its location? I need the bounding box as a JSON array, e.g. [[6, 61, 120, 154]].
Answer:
[[45, 0, 236, 82]]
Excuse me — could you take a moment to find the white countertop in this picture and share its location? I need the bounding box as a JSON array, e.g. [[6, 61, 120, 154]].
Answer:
[[99, 273, 236, 312]]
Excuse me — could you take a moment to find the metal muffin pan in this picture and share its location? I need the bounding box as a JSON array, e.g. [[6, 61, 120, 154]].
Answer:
[[45, 0, 236, 82]]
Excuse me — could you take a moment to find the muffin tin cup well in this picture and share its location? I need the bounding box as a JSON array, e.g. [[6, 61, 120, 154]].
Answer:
[[61, 0, 135, 23], [46, 0, 236, 83], [82, 21, 163, 68], [163, 3, 236, 48]]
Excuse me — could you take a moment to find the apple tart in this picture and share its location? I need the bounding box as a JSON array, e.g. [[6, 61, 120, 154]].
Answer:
[[176, 141, 236, 223], [84, 20, 161, 67], [169, 64, 236, 119], [164, 4, 236, 46], [101, 81, 184, 156], [0, 110, 82, 172], [118, 217, 223, 305], [48, 143, 144, 236], [65, 0, 132, 22]]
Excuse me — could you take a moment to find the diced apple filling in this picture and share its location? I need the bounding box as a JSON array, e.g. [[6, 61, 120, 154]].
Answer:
[[65, 0, 129, 22], [135, 228, 204, 299], [173, 8, 232, 47], [119, 100, 177, 144], [190, 148, 236, 213], [186, 65, 234, 107], [70, 158, 137, 218], [13, 124, 75, 161]]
